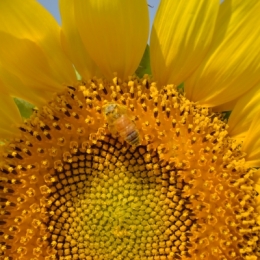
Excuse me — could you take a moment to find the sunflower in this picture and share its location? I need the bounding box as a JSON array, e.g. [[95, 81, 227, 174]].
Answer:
[[1, 0, 260, 259]]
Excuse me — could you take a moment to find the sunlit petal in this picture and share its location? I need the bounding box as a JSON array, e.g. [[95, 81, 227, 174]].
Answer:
[[0, 91, 22, 139], [185, 0, 260, 107], [228, 83, 260, 139], [59, 0, 102, 80], [150, 0, 219, 87], [213, 97, 239, 112], [242, 112, 260, 167], [0, 0, 76, 85], [0, 65, 53, 106], [0, 32, 63, 91], [74, 0, 149, 80]]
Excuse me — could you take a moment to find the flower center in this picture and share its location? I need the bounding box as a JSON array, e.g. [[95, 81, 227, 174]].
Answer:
[[49, 138, 193, 259], [0, 76, 259, 260]]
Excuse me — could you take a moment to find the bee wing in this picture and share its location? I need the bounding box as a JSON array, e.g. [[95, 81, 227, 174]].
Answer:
[[117, 104, 137, 123], [108, 124, 118, 135]]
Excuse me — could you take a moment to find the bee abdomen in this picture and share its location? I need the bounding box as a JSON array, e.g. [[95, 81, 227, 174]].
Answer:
[[126, 130, 140, 146]]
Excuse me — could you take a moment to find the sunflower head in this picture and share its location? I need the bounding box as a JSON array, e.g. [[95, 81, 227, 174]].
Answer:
[[1, 0, 260, 260], [1, 75, 260, 260]]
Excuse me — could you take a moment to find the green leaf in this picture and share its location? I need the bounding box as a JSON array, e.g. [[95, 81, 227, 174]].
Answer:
[[135, 45, 151, 78], [13, 97, 34, 119]]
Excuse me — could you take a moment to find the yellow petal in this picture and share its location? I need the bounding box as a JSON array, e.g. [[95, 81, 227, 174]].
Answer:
[[242, 112, 260, 167], [0, 91, 22, 139], [60, 0, 102, 80], [150, 0, 219, 87], [0, 65, 52, 106], [74, 0, 149, 80], [213, 97, 239, 112], [252, 169, 260, 183], [0, 0, 76, 85], [228, 83, 260, 139], [185, 0, 260, 107], [0, 32, 62, 91]]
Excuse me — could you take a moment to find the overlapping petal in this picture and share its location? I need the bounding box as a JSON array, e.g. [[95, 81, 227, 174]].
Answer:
[[60, 0, 102, 80], [185, 0, 260, 107], [242, 112, 260, 167], [0, 63, 52, 138], [150, 0, 219, 87], [228, 83, 260, 139], [0, 90, 22, 139], [74, 0, 149, 80], [0, 0, 76, 93], [0, 65, 52, 106], [0, 32, 63, 92]]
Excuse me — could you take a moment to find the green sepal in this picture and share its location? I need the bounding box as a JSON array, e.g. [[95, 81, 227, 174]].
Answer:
[[135, 45, 151, 78], [177, 82, 184, 93], [222, 110, 232, 121], [13, 97, 34, 119]]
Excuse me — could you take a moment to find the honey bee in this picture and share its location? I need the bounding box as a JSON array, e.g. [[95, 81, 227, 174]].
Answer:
[[103, 103, 140, 146]]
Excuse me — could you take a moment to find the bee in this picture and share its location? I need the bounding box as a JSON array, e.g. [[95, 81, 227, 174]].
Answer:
[[103, 103, 140, 146]]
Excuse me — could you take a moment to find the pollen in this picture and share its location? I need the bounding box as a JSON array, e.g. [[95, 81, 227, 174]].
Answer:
[[0, 76, 259, 259]]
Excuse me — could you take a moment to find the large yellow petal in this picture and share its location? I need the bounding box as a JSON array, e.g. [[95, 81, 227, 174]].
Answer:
[[150, 0, 219, 87], [213, 97, 240, 112], [0, 91, 22, 139], [185, 0, 260, 107], [59, 0, 101, 80], [252, 169, 260, 184], [0, 65, 53, 106], [228, 83, 260, 139], [0, 0, 76, 85], [0, 32, 62, 91], [242, 112, 260, 167], [74, 0, 149, 80]]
